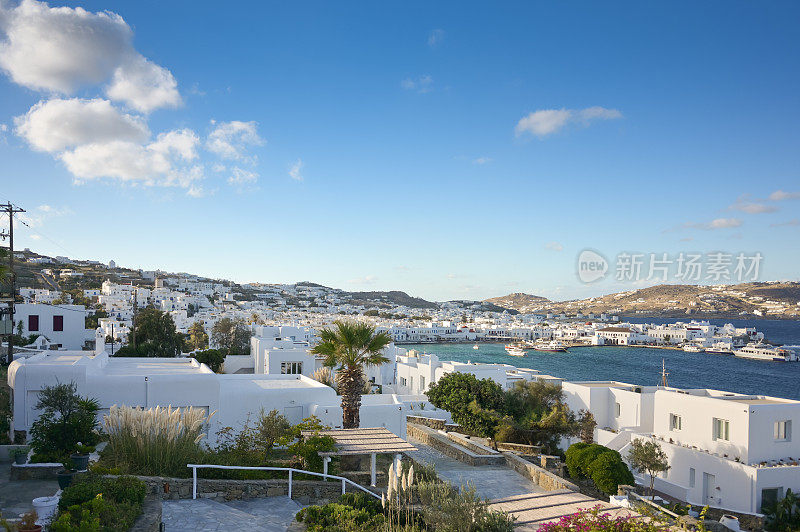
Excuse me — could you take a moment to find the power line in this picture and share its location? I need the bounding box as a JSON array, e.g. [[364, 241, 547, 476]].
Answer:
[[1, 202, 26, 364]]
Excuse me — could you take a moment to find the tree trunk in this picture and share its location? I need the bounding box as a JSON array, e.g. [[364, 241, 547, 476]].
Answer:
[[339, 366, 364, 429]]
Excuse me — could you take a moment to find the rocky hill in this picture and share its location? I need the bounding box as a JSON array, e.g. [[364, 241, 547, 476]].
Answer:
[[484, 293, 551, 313]]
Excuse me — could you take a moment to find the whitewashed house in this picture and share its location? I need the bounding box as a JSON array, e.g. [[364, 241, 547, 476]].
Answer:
[[13, 303, 93, 350]]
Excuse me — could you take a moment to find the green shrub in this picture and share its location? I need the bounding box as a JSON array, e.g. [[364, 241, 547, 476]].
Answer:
[[29, 383, 101, 463], [586, 452, 635, 495], [565, 442, 589, 478], [296, 502, 385, 531], [53, 475, 146, 532], [193, 349, 225, 373]]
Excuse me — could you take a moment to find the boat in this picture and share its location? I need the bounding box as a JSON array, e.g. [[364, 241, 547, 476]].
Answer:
[[472, 344, 479, 350], [705, 345, 733, 355], [682, 344, 705, 353], [505, 343, 527, 357], [733, 344, 799, 362], [533, 340, 568, 353]]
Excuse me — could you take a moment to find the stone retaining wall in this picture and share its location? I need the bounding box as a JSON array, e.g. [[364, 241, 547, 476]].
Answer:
[[503, 453, 580, 492], [9, 462, 62, 480], [406, 424, 504, 466], [446, 432, 499, 456], [129, 495, 162, 532], [406, 416, 446, 430], [127, 475, 362, 507], [488, 441, 542, 455]]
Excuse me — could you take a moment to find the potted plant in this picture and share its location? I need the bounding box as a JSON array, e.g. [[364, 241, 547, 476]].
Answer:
[[11, 446, 29, 465], [57, 464, 77, 490], [17, 510, 41, 532], [70, 443, 94, 471]]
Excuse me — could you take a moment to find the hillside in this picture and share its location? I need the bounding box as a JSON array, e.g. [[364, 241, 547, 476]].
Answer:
[[484, 293, 551, 313]]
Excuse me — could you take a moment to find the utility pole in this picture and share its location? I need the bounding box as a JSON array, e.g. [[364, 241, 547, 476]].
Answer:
[[1, 202, 26, 364], [131, 285, 138, 350]]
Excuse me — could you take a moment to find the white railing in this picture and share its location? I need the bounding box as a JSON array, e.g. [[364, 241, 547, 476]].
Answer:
[[186, 464, 381, 501]]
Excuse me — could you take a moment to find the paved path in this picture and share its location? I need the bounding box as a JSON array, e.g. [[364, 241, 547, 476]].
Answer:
[[0, 463, 60, 519], [406, 436, 544, 500], [162, 496, 304, 532], [406, 436, 638, 530]]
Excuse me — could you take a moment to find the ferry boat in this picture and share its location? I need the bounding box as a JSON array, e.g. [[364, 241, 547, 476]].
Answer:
[[733, 344, 799, 362], [705, 345, 733, 355], [533, 340, 568, 353], [505, 343, 527, 357], [472, 344, 480, 350], [682, 344, 705, 353]]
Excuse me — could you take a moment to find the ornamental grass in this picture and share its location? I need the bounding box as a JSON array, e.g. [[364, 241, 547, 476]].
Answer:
[[102, 405, 214, 477]]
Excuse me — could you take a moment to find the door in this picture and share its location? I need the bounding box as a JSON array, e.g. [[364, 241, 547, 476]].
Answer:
[[283, 406, 304, 424], [702, 473, 716, 505]]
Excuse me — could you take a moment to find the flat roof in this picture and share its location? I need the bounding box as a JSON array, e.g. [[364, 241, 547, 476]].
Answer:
[[570, 381, 634, 388], [302, 427, 417, 456], [103, 358, 212, 376]]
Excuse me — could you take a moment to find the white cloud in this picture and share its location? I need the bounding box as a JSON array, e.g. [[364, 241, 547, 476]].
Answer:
[[770, 219, 800, 228], [0, 0, 180, 112], [401, 75, 433, 93], [289, 158, 303, 181], [728, 200, 777, 214], [472, 156, 492, 165], [206, 120, 264, 160], [106, 55, 181, 113], [545, 241, 564, 252], [769, 190, 800, 201], [19, 203, 73, 228], [14, 98, 149, 152], [227, 167, 257, 186], [515, 106, 622, 138], [428, 29, 444, 47], [347, 275, 378, 285], [685, 217, 743, 230], [149, 129, 200, 161]]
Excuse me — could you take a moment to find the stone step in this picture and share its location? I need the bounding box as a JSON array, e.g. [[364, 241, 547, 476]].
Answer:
[[163, 497, 289, 531]]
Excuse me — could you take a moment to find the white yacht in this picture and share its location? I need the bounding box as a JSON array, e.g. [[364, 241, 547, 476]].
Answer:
[[505, 343, 527, 357], [682, 344, 705, 353], [533, 340, 568, 353], [472, 344, 480, 350], [733, 344, 798, 362]]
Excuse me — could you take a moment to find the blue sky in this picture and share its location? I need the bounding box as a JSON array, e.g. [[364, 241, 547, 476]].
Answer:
[[1, 1, 799, 301]]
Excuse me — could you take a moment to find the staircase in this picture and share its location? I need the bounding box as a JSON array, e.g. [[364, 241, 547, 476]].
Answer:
[[162, 496, 305, 531]]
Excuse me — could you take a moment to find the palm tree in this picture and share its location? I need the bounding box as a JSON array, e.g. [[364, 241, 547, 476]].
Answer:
[[311, 321, 392, 428]]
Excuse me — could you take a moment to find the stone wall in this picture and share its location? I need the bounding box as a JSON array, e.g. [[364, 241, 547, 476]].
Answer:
[[406, 424, 504, 466], [503, 453, 580, 493], [10, 462, 62, 480], [446, 432, 500, 456], [127, 475, 364, 507], [488, 441, 542, 455], [406, 416, 446, 430]]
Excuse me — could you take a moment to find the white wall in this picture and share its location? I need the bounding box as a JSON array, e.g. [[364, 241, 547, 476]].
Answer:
[[14, 303, 90, 350]]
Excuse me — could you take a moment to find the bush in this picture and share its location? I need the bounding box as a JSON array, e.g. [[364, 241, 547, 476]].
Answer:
[[53, 474, 146, 532], [296, 501, 385, 532], [29, 383, 101, 463], [101, 405, 211, 477], [586, 452, 635, 495], [416, 480, 515, 531], [539, 505, 668, 531], [565, 443, 634, 496], [193, 349, 225, 372]]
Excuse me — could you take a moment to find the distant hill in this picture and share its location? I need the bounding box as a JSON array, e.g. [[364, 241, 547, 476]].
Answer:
[[484, 293, 551, 313], [345, 290, 438, 309]]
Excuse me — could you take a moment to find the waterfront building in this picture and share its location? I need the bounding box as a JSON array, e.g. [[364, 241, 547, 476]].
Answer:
[[562, 381, 800, 515]]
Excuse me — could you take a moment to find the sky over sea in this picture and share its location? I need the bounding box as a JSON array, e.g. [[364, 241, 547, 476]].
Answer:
[[1, 1, 799, 301]]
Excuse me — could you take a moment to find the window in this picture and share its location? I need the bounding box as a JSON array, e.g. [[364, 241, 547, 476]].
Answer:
[[399, 377, 407, 386], [28, 315, 39, 332], [712, 418, 730, 441], [53, 315, 64, 332], [670, 413, 682, 431], [280, 362, 302, 374], [689, 468, 695, 488], [762, 488, 783, 512], [774, 420, 792, 441], [615, 403, 621, 417], [420, 376, 426, 390]]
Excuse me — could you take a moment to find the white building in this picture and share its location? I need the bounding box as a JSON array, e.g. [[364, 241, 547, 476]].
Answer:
[[562, 381, 800, 515], [13, 303, 93, 350]]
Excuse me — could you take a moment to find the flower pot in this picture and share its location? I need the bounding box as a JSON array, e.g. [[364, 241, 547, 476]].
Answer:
[[57, 469, 76, 490], [14, 453, 28, 465], [18, 526, 42, 532], [70, 453, 90, 471]]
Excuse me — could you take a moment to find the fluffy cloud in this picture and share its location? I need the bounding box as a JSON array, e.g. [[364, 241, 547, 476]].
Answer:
[[0, 0, 180, 112], [769, 190, 800, 201], [206, 121, 264, 160], [227, 167, 258, 186], [289, 159, 303, 181], [729, 199, 777, 214], [545, 241, 564, 252], [401, 75, 433, 93], [685, 218, 743, 230], [19, 204, 73, 228], [472, 156, 492, 165], [106, 55, 182, 113], [14, 98, 149, 152], [515, 106, 622, 138]]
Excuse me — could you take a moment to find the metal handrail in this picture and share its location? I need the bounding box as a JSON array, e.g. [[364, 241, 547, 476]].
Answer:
[[186, 464, 381, 500]]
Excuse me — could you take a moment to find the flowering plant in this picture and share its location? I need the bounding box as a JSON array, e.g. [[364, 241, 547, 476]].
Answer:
[[539, 505, 669, 531]]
